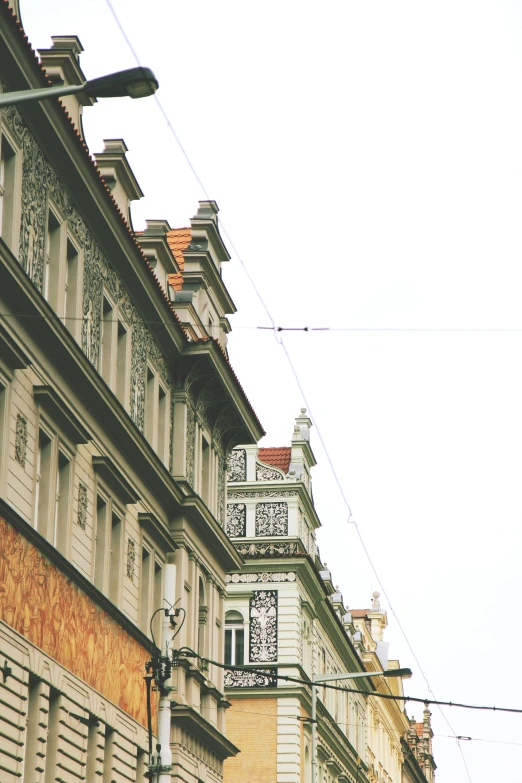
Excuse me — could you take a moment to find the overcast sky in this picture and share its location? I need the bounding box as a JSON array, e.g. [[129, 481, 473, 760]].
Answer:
[[18, 1, 522, 779]]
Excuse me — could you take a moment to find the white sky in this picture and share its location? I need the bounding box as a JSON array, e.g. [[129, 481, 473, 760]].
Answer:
[[18, 1, 522, 779]]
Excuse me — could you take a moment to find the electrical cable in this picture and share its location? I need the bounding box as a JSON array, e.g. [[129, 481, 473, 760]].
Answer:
[[99, 2, 478, 776], [174, 649, 522, 716]]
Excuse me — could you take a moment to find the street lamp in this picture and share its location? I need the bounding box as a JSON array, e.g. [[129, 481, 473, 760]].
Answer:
[[310, 667, 412, 783], [0, 66, 159, 108]]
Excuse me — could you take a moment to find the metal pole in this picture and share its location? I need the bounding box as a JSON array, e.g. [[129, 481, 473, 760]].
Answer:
[[0, 83, 84, 107], [311, 679, 317, 783]]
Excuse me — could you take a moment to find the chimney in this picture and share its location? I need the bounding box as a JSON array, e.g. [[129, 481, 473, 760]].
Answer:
[[93, 140, 143, 227], [37, 36, 94, 137]]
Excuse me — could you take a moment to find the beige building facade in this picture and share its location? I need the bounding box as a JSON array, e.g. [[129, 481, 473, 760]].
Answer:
[[0, 2, 263, 781]]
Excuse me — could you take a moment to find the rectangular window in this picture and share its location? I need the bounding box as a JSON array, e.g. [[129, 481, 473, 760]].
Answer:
[[23, 675, 41, 783], [153, 560, 163, 644], [94, 495, 108, 593], [45, 210, 62, 309], [54, 450, 71, 555], [201, 437, 210, 505], [116, 319, 128, 406], [44, 688, 61, 783], [145, 367, 156, 444], [0, 135, 16, 248], [139, 546, 151, 634], [102, 726, 114, 783], [101, 297, 115, 386], [109, 512, 122, 604], [64, 238, 79, 331], [35, 428, 53, 539], [157, 384, 167, 464], [224, 628, 244, 666]]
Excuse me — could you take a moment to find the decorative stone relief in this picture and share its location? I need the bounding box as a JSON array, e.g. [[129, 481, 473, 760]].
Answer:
[[250, 590, 277, 662], [126, 538, 136, 581], [224, 668, 277, 688], [256, 462, 284, 481], [234, 541, 304, 558], [255, 502, 288, 536], [77, 482, 88, 530], [14, 414, 27, 468], [228, 490, 298, 500], [216, 452, 226, 527], [226, 503, 246, 537], [227, 448, 246, 482], [12, 109, 172, 434], [226, 572, 296, 584], [185, 400, 196, 488]]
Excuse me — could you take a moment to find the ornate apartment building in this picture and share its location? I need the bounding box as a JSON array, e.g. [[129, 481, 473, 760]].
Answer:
[[0, 1, 263, 781], [222, 413, 435, 783]]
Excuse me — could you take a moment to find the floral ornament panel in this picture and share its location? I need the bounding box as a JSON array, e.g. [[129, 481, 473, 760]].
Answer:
[[255, 502, 288, 536], [249, 590, 277, 662], [227, 449, 246, 482], [14, 414, 28, 468], [77, 483, 88, 530], [224, 668, 277, 688], [126, 538, 136, 581], [226, 503, 246, 537], [256, 462, 284, 481], [234, 541, 303, 558]]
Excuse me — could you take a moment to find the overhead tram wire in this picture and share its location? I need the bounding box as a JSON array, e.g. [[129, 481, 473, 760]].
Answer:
[[102, 2, 473, 776]]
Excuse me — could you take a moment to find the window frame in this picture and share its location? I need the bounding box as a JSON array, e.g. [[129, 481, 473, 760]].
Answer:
[[0, 125, 21, 253], [93, 482, 125, 605]]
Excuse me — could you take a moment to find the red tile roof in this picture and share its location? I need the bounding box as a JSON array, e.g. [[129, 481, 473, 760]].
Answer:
[[415, 722, 424, 738], [166, 227, 191, 272], [350, 609, 370, 618], [258, 447, 291, 474]]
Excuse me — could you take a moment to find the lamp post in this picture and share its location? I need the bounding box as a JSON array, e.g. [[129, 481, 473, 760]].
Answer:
[[0, 66, 159, 107], [310, 667, 412, 783]]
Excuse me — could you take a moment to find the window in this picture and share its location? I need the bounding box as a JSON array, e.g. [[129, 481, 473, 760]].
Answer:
[[224, 610, 245, 666], [116, 319, 128, 405], [198, 577, 207, 659], [102, 726, 114, 783], [34, 428, 72, 554], [44, 688, 61, 783], [101, 296, 115, 386], [64, 237, 80, 335], [139, 541, 164, 643], [143, 364, 170, 465], [44, 209, 63, 310], [0, 134, 16, 248], [201, 437, 210, 505], [94, 492, 124, 603]]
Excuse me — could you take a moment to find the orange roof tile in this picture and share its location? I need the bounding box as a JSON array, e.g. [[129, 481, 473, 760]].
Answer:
[[166, 227, 191, 272], [350, 609, 370, 618], [167, 272, 183, 292], [258, 447, 291, 474], [415, 722, 424, 738]]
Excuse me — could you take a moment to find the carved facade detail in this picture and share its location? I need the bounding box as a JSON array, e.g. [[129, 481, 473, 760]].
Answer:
[[77, 482, 88, 530], [249, 590, 277, 662], [226, 572, 296, 584], [228, 490, 298, 500], [14, 413, 27, 468], [226, 503, 246, 537], [234, 541, 304, 558], [256, 461, 284, 481], [224, 668, 277, 688], [126, 538, 136, 582], [216, 452, 226, 527], [186, 400, 196, 488], [11, 108, 172, 436], [227, 448, 246, 482], [255, 502, 288, 536]]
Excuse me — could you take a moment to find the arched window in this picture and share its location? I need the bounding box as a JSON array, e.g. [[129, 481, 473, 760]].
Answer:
[[224, 610, 245, 666]]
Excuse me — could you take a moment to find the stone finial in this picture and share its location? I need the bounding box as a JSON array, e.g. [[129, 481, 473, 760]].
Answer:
[[371, 591, 381, 611], [293, 407, 312, 442], [192, 200, 219, 223]]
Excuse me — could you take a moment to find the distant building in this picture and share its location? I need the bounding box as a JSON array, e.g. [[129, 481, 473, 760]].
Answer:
[[222, 411, 435, 783], [223, 411, 375, 783], [401, 709, 436, 783], [0, 2, 263, 781]]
